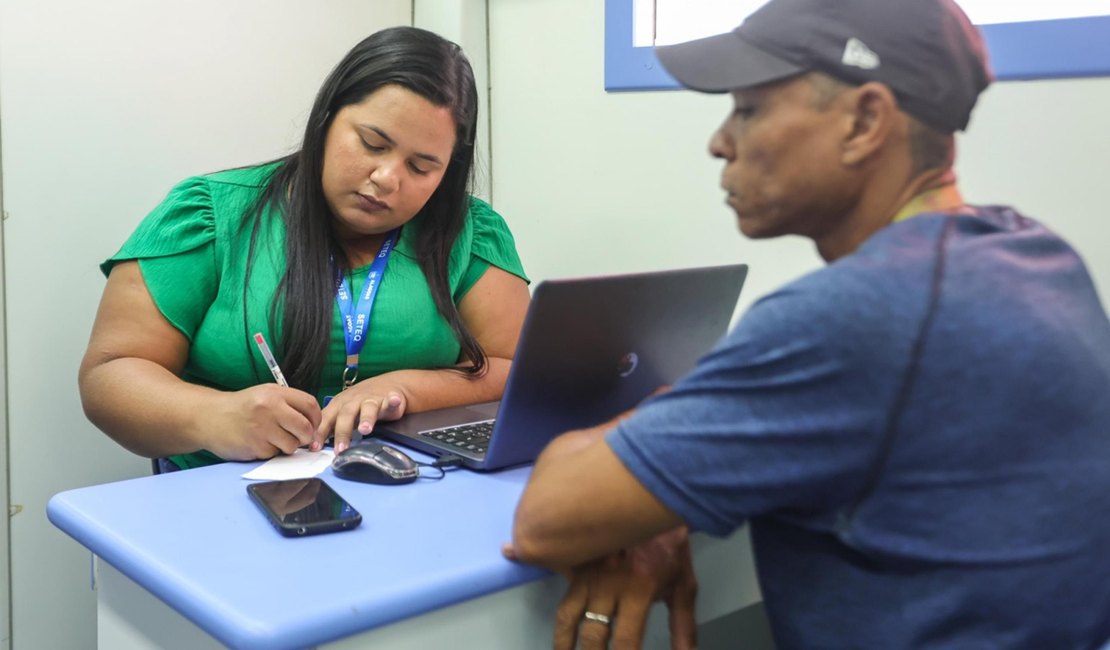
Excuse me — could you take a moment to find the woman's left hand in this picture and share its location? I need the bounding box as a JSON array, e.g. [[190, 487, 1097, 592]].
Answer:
[[312, 378, 408, 453], [310, 267, 529, 454]]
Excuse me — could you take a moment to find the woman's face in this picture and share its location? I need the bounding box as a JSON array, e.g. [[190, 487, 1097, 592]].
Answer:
[[321, 84, 457, 243]]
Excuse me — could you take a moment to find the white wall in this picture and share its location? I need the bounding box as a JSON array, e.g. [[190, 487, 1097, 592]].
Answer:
[[0, 2, 411, 647], [487, 0, 1110, 312], [957, 76, 1110, 299], [415, 0, 492, 202], [0, 87, 9, 650], [488, 0, 822, 311]]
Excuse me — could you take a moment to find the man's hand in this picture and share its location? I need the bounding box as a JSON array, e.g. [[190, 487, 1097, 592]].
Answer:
[[509, 526, 698, 649]]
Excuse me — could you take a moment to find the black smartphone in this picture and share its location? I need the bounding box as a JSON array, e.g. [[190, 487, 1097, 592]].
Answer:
[[246, 478, 362, 537]]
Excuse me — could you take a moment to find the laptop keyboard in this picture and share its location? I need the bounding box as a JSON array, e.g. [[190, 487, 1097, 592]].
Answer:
[[419, 420, 495, 456]]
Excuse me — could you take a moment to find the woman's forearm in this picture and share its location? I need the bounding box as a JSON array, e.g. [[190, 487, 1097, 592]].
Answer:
[[79, 357, 224, 458], [368, 356, 514, 412]]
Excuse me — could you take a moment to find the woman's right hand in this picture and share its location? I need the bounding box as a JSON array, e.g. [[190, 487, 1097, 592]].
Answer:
[[197, 384, 323, 461]]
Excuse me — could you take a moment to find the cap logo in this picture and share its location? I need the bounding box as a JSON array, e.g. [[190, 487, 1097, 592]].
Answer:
[[842, 37, 880, 70]]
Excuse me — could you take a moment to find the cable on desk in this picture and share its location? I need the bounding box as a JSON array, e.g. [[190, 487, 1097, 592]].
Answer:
[[415, 455, 465, 480]]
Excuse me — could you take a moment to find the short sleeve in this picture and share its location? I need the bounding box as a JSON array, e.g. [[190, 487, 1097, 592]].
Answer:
[[605, 273, 914, 536], [102, 177, 219, 341], [455, 197, 528, 300]]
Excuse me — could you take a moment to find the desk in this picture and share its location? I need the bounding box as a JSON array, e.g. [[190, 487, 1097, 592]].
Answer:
[[48, 457, 760, 649]]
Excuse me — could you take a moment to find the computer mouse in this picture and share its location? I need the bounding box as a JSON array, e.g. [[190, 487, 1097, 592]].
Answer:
[[331, 440, 419, 485]]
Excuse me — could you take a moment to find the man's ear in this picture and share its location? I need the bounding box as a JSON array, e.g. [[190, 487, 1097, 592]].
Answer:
[[840, 82, 900, 167]]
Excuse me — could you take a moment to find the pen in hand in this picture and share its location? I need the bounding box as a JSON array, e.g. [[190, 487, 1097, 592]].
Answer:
[[255, 332, 322, 452], [253, 332, 289, 387]]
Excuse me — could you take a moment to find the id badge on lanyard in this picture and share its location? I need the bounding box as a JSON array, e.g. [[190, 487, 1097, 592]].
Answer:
[[334, 229, 399, 390]]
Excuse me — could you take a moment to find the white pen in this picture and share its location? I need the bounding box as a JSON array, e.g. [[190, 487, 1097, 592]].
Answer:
[[253, 332, 289, 387]]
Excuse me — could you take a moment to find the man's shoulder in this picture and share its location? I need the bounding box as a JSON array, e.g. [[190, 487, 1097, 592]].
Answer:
[[757, 242, 929, 315], [728, 229, 950, 357]]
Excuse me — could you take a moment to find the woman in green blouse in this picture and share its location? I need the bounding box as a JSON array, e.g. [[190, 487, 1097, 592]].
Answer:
[[79, 27, 530, 470]]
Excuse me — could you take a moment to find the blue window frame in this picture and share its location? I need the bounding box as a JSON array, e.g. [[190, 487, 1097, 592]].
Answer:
[[605, 0, 1110, 91]]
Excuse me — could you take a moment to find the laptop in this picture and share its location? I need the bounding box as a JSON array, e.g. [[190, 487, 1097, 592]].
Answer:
[[373, 263, 749, 470]]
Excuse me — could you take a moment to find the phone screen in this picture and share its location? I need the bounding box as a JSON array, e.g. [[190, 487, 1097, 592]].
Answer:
[[247, 478, 362, 537]]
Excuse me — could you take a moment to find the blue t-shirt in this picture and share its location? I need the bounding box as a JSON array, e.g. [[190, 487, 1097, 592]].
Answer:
[[609, 207, 1110, 649]]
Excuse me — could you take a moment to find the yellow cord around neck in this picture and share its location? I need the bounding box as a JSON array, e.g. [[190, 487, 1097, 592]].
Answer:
[[891, 184, 966, 223]]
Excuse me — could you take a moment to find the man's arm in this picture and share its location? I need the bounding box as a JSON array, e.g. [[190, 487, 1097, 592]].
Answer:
[[511, 417, 684, 571]]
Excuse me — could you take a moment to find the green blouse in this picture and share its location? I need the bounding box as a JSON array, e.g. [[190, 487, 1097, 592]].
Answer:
[[103, 162, 527, 468]]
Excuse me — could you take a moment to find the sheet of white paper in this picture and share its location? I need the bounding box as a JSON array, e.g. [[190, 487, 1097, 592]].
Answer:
[[241, 449, 335, 480]]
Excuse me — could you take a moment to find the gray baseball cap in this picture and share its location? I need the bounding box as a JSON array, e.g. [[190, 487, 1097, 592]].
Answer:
[[654, 0, 993, 132]]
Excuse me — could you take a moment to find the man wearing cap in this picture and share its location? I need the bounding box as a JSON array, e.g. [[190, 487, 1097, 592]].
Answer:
[[508, 0, 1110, 648]]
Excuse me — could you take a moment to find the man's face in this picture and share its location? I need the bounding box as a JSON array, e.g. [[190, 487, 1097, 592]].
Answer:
[[710, 75, 859, 242]]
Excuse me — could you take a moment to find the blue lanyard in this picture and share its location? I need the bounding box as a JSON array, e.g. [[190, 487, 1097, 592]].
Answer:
[[335, 229, 398, 388]]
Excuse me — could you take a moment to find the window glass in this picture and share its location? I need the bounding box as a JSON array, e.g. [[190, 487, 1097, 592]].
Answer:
[[635, 0, 1110, 47]]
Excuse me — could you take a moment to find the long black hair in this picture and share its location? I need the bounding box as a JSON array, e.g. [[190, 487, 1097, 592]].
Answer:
[[244, 26, 484, 392]]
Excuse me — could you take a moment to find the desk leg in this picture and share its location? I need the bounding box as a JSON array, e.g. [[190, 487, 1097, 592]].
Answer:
[[97, 559, 225, 649]]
